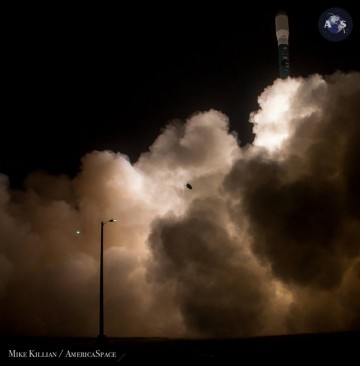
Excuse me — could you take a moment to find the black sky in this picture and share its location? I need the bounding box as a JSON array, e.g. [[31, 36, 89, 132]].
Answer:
[[2, 2, 359, 187]]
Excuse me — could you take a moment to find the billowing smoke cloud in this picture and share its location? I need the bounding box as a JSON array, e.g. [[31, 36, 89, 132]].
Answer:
[[0, 72, 359, 337]]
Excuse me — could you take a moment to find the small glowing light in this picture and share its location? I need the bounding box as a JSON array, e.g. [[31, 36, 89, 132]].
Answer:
[[76, 230, 81, 235]]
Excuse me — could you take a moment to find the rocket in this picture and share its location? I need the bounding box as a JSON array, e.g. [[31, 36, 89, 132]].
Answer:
[[275, 11, 290, 78]]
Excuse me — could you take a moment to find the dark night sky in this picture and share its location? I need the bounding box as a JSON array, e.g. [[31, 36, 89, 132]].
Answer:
[[2, 2, 359, 187]]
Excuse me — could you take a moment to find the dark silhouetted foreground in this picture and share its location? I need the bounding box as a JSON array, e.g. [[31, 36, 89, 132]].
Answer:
[[1, 331, 359, 365]]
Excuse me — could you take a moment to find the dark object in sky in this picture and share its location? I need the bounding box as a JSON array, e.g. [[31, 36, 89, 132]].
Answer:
[[186, 183, 193, 190], [275, 11, 290, 78]]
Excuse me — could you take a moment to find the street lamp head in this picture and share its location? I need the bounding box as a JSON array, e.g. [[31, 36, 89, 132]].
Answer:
[[103, 219, 117, 225]]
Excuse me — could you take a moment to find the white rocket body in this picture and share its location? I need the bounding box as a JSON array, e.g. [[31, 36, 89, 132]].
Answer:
[[275, 11, 290, 78], [275, 12, 289, 45]]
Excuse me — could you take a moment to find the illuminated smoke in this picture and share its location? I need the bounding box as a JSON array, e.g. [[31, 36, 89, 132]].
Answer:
[[0, 72, 359, 337]]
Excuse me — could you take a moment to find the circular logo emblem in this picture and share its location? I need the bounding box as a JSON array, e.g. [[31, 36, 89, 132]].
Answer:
[[318, 8, 353, 41]]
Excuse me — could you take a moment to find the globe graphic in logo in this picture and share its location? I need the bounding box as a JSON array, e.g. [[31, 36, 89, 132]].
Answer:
[[326, 14, 347, 33], [319, 8, 353, 41]]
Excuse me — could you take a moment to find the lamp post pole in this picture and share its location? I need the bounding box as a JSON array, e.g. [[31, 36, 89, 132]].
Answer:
[[98, 219, 116, 341], [99, 221, 105, 339]]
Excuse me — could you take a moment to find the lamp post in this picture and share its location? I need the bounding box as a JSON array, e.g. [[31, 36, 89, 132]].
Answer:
[[98, 219, 116, 341]]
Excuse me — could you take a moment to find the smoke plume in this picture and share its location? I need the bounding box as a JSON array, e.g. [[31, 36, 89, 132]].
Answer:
[[0, 72, 359, 337]]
